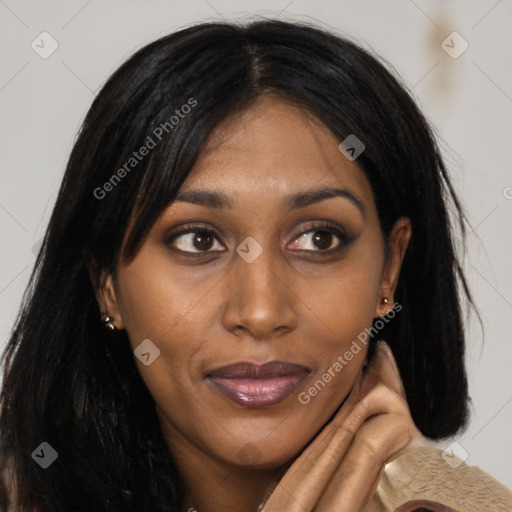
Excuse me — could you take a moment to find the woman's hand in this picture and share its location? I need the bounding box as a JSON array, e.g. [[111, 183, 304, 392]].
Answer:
[[261, 340, 425, 512]]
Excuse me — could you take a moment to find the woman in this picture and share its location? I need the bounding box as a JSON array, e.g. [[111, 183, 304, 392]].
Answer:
[[0, 19, 510, 512]]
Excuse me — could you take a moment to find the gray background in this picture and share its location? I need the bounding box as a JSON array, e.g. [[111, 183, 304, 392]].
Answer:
[[1, 0, 511, 487]]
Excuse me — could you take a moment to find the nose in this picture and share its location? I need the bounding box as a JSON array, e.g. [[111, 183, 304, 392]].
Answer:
[[222, 242, 298, 341]]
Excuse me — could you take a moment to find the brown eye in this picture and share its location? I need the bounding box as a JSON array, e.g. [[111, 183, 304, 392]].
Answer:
[[312, 230, 335, 250], [165, 226, 224, 254], [292, 229, 338, 251], [189, 231, 216, 251], [289, 222, 350, 253]]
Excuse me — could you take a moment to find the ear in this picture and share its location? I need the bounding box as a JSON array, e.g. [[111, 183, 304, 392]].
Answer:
[[375, 216, 412, 317], [88, 264, 125, 330]]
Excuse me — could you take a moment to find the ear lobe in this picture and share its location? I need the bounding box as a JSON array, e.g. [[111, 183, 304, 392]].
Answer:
[[88, 265, 124, 330], [375, 217, 412, 317]]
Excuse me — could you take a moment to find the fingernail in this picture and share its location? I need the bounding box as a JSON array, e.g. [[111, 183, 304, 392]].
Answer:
[[376, 340, 399, 371], [376, 339, 390, 354], [374, 339, 388, 357]]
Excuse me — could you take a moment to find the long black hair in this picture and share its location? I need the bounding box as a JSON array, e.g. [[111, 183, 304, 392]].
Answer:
[[0, 19, 479, 511]]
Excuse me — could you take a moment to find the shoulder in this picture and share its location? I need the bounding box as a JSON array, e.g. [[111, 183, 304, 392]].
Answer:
[[367, 446, 512, 512]]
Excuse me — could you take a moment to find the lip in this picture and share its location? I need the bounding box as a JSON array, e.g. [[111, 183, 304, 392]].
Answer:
[[206, 360, 310, 408]]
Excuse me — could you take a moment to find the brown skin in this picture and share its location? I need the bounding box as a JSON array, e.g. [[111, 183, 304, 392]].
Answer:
[[94, 96, 419, 511]]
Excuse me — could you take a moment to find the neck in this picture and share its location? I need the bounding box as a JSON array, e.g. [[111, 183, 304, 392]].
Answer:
[[177, 442, 284, 512], [179, 464, 278, 512], [159, 418, 288, 512]]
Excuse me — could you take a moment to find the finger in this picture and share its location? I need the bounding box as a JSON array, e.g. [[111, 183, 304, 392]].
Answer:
[[291, 340, 408, 472], [290, 365, 366, 463], [293, 339, 402, 469], [327, 364, 365, 427], [261, 422, 358, 511], [361, 339, 406, 400], [263, 385, 409, 512], [314, 342, 424, 512], [262, 371, 366, 511], [315, 413, 412, 512], [262, 341, 409, 511], [262, 364, 406, 512], [369, 341, 426, 451]]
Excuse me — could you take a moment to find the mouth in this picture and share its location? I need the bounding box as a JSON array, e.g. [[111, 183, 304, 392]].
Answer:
[[205, 360, 310, 408]]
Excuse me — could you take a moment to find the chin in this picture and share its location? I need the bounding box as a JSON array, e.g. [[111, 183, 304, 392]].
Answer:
[[226, 438, 306, 471]]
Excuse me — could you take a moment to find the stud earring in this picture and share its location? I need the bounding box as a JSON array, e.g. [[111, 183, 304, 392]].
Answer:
[[379, 297, 391, 317], [101, 312, 116, 331]]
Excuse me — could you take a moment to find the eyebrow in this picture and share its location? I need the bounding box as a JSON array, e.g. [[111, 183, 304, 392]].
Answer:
[[173, 186, 366, 217]]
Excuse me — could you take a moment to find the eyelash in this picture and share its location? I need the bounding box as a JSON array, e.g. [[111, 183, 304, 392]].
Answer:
[[164, 221, 351, 257]]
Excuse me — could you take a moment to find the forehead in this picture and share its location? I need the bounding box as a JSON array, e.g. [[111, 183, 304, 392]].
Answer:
[[179, 96, 375, 211]]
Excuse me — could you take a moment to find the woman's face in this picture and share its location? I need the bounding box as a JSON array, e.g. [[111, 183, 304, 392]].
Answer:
[[97, 96, 411, 470]]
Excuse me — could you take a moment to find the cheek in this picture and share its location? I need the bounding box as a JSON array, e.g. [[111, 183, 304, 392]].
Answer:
[[113, 255, 209, 406], [299, 241, 383, 385], [115, 253, 199, 350], [304, 253, 382, 348]]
